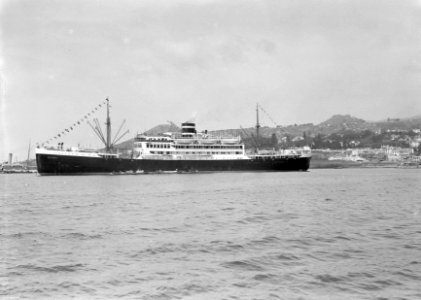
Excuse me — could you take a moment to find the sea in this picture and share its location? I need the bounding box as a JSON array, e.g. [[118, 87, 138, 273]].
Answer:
[[1, 168, 420, 300]]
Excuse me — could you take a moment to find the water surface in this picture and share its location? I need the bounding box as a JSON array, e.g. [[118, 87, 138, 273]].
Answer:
[[1, 169, 421, 299]]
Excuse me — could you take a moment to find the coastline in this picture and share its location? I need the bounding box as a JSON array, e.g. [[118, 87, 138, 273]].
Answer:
[[310, 159, 420, 169]]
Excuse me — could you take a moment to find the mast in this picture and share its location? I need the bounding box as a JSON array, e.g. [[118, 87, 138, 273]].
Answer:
[[88, 98, 127, 152], [255, 103, 260, 152], [26, 141, 31, 168], [256, 104, 260, 137], [106, 98, 111, 152]]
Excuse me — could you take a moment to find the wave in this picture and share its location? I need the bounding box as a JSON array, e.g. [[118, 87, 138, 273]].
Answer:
[[276, 253, 300, 261], [393, 270, 420, 280], [221, 259, 265, 271], [315, 274, 346, 283], [61, 232, 103, 240], [4, 232, 51, 239], [13, 263, 85, 273]]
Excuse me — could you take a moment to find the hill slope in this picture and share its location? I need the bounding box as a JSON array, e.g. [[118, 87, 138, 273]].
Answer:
[[113, 114, 421, 150]]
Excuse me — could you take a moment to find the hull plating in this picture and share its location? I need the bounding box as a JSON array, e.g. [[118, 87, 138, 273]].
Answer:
[[36, 153, 310, 175]]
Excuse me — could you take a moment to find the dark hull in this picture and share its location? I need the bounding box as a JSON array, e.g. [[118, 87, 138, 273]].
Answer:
[[36, 153, 310, 175]]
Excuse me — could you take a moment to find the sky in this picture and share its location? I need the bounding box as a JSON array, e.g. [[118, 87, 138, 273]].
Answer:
[[1, 0, 421, 161]]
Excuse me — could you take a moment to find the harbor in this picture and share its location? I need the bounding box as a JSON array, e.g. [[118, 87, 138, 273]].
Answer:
[[0, 152, 37, 174], [310, 147, 421, 169]]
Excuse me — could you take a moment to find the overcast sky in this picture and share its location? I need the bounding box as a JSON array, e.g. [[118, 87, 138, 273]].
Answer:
[[1, 0, 421, 161]]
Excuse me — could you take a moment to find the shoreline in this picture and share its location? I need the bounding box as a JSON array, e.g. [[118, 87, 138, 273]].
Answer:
[[310, 159, 420, 169]]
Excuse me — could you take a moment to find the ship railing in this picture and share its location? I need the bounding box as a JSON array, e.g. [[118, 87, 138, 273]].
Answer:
[[142, 154, 211, 160], [141, 154, 247, 160], [249, 153, 303, 159], [98, 153, 119, 159]]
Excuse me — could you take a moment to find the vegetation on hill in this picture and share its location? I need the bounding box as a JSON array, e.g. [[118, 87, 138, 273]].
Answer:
[[112, 114, 421, 151]]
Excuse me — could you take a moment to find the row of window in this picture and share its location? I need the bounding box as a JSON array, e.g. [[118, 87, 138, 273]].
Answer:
[[143, 143, 242, 149], [149, 151, 243, 155], [146, 143, 171, 148], [135, 138, 169, 142], [175, 145, 242, 149]]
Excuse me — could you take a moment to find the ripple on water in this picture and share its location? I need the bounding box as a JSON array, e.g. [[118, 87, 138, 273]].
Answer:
[[61, 232, 103, 240], [2, 169, 421, 299], [12, 263, 86, 273], [315, 274, 346, 284], [4, 231, 51, 239], [393, 270, 420, 280], [275, 253, 300, 261], [221, 260, 265, 272]]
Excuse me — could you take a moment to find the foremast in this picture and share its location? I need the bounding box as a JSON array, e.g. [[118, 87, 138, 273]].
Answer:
[[106, 98, 111, 152], [87, 98, 129, 154]]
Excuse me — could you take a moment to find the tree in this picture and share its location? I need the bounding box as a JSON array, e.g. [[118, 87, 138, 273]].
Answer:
[[271, 133, 279, 150]]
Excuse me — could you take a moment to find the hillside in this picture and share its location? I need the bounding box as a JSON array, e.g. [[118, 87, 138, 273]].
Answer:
[[316, 114, 378, 133], [112, 114, 421, 150]]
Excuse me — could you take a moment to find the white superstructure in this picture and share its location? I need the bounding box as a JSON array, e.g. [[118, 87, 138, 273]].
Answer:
[[133, 122, 249, 160]]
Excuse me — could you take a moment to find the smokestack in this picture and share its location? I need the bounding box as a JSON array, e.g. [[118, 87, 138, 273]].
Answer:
[[8, 153, 12, 164]]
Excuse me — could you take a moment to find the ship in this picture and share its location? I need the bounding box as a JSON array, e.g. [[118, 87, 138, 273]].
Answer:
[[35, 99, 311, 175]]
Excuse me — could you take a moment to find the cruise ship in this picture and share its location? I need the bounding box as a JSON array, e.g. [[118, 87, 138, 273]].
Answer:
[[35, 99, 311, 174]]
